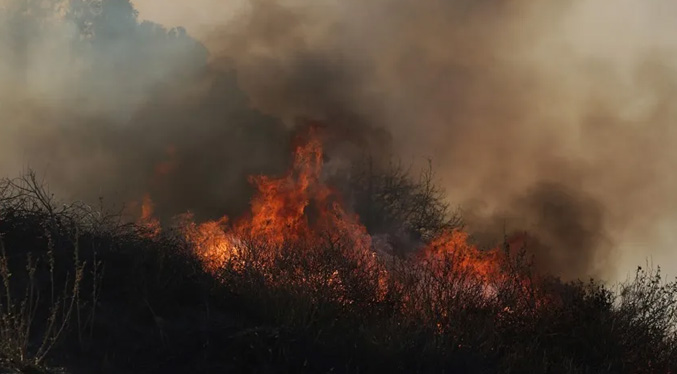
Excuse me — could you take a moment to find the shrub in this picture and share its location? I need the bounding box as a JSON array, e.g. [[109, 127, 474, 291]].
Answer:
[[0, 170, 676, 373]]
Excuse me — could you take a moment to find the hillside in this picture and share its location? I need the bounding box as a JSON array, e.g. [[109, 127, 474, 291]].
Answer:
[[0, 146, 675, 374]]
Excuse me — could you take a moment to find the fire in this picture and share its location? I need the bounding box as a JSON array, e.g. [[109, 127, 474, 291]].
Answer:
[[135, 193, 161, 238], [239, 132, 330, 249], [423, 229, 505, 281], [236, 132, 375, 266], [136, 127, 537, 311], [132, 128, 382, 301], [140, 194, 155, 221], [176, 214, 235, 271]]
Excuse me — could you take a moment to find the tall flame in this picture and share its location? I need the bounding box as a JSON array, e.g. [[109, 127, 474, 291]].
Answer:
[[174, 128, 377, 284], [138, 128, 533, 312], [423, 230, 506, 281], [136, 193, 161, 238]]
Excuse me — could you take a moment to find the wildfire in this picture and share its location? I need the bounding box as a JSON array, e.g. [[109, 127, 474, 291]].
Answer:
[[136, 127, 534, 311], [176, 214, 235, 272], [135, 193, 161, 238], [133, 129, 380, 298], [423, 229, 505, 281]]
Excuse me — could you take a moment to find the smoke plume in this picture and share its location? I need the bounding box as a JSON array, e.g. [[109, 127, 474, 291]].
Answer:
[[2, 0, 677, 281], [0, 0, 293, 220]]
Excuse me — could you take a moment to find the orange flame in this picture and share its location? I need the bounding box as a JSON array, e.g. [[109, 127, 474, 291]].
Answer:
[[163, 128, 378, 294], [136, 128, 538, 311], [423, 229, 505, 281], [136, 194, 161, 238], [176, 214, 235, 271]]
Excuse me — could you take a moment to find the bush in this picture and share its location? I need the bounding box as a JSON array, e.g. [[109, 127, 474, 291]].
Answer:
[[0, 173, 102, 373], [0, 170, 676, 373], [347, 159, 462, 253]]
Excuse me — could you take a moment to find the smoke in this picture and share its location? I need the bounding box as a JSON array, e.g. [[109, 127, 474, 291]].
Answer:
[[0, 0, 291, 220], [2, 0, 677, 280], [182, 0, 677, 280]]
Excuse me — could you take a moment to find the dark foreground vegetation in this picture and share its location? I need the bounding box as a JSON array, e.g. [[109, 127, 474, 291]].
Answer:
[[0, 172, 676, 374]]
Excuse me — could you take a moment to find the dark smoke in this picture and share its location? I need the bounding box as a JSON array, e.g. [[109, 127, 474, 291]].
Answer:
[[195, 0, 677, 280], [466, 183, 611, 280], [3, 0, 677, 281]]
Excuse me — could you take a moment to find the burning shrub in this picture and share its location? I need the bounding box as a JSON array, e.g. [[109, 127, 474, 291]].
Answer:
[[168, 130, 387, 311], [0, 132, 676, 373]]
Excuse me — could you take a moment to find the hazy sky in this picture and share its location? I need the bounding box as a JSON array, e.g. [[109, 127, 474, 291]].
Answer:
[[133, 0, 247, 38]]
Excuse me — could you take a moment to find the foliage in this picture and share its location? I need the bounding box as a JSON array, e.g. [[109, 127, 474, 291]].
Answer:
[[348, 159, 463, 254]]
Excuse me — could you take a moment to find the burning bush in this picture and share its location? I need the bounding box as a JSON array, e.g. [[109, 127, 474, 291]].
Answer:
[[0, 132, 676, 372], [127, 128, 677, 372]]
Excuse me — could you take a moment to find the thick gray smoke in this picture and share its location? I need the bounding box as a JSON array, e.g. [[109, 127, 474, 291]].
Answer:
[[193, 0, 677, 281], [0, 0, 292, 220], [2, 0, 677, 281]]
